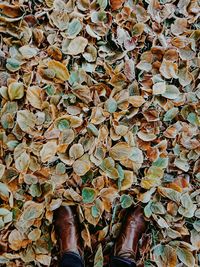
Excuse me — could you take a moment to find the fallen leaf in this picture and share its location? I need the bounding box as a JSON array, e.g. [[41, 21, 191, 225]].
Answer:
[[48, 60, 69, 81], [40, 141, 57, 163]]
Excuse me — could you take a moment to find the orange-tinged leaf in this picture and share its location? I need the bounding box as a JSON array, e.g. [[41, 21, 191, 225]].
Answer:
[[109, 142, 132, 161], [128, 96, 145, 107], [110, 0, 125, 10], [26, 86, 42, 109], [48, 60, 69, 81]]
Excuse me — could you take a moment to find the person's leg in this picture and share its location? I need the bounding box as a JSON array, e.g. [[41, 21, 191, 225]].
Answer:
[[110, 256, 136, 267], [60, 251, 84, 267], [111, 205, 147, 267], [54, 206, 84, 267]]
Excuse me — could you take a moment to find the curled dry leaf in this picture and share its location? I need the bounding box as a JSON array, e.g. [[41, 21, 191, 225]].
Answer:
[[40, 141, 57, 163], [50, 10, 69, 31], [109, 142, 132, 161], [152, 82, 166, 95], [63, 37, 88, 55], [48, 60, 69, 81], [129, 96, 145, 107], [8, 230, 28, 251], [69, 143, 84, 160], [26, 86, 42, 109], [162, 85, 180, 99], [110, 0, 125, 10], [137, 131, 157, 141], [19, 45, 38, 59], [8, 82, 24, 100], [17, 110, 36, 134], [160, 59, 178, 79], [73, 154, 91, 176], [21, 201, 44, 221]]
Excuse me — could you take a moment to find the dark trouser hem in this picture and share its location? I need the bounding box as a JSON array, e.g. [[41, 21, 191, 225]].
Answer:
[[59, 251, 84, 267], [110, 256, 137, 267]]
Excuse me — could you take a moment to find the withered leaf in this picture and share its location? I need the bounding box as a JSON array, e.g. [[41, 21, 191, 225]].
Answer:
[[48, 60, 69, 81], [73, 154, 91, 176], [63, 37, 88, 55], [8, 82, 24, 101], [17, 110, 36, 134], [109, 142, 132, 161], [26, 86, 42, 109], [40, 141, 57, 163]]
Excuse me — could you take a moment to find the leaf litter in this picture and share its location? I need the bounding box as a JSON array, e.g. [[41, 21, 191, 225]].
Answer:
[[0, 0, 199, 266]]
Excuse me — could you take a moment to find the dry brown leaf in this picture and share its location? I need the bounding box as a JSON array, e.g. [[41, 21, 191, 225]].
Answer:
[[48, 60, 69, 81]]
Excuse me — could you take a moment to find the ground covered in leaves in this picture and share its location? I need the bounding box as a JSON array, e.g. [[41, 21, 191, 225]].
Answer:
[[0, 0, 199, 266]]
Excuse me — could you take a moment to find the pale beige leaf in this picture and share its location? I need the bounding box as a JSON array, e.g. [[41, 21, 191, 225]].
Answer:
[[40, 141, 57, 163], [152, 82, 166, 95], [129, 96, 145, 107], [73, 154, 91, 176], [27, 86, 42, 109], [8, 82, 24, 100], [64, 37, 88, 55], [109, 142, 132, 161], [69, 143, 84, 159]]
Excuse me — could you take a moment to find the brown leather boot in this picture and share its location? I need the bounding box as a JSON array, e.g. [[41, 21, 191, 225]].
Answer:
[[114, 205, 147, 263], [54, 206, 83, 258]]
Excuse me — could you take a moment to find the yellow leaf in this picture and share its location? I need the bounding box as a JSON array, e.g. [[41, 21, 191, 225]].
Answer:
[[8, 82, 24, 100], [109, 142, 132, 161], [27, 86, 42, 109], [121, 171, 136, 190], [40, 141, 57, 163], [128, 95, 145, 107], [48, 60, 69, 81]]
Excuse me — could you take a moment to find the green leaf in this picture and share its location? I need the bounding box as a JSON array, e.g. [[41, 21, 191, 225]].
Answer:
[[162, 85, 180, 99], [193, 220, 200, 232], [174, 158, 190, 172], [104, 98, 117, 113], [22, 202, 43, 221], [6, 58, 21, 72], [158, 187, 181, 203], [100, 157, 119, 179], [187, 112, 200, 126], [0, 182, 10, 200], [117, 164, 124, 189], [57, 119, 70, 130], [120, 194, 133, 209], [91, 205, 100, 218], [144, 201, 153, 218], [141, 166, 164, 189], [163, 107, 179, 121], [153, 244, 164, 257], [67, 18, 82, 37], [0, 164, 5, 180], [152, 157, 168, 169], [19, 45, 38, 59], [8, 82, 24, 101], [97, 0, 108, 10], [17, 110, 36, 134], [82, 187, 96, 203], [56, 162, 66, 175], [151, 202, 166, 214], [177, 247, 195, 267], [87, 123, 99, 136], [129, 147, 144, 163], [29, 184, 42, 197], [44, 85, 55, 95]]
